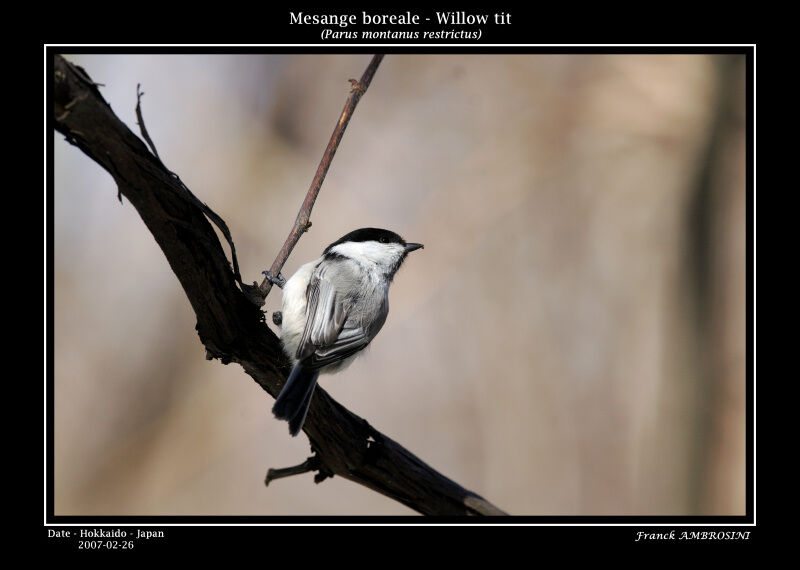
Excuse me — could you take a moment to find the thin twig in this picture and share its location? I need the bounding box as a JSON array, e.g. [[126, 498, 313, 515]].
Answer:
[[257, 54, 385, 299], [135, 84, 161, 160], [134, 82, 246, 287]]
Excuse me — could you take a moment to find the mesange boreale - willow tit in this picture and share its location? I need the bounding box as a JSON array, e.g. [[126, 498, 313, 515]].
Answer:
[[264, 228, 423, 436]]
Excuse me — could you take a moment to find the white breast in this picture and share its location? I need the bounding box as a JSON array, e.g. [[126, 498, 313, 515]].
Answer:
[[279, 258, 321, 364]]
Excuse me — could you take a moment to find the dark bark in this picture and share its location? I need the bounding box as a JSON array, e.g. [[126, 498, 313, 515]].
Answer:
[[52, 54, 507, 517]]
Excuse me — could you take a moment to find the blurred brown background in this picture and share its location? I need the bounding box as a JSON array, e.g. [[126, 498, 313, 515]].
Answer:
[[52, 53, 747, 516]]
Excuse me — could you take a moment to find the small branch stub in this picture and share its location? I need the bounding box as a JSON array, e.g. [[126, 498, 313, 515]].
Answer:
[[265, 455, 321, 486]]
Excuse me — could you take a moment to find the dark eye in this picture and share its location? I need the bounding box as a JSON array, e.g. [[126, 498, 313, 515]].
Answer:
[[379, 237, 387, 243]]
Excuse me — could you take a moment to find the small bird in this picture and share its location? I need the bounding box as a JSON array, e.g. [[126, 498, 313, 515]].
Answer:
[[266, 228, 423, 436]]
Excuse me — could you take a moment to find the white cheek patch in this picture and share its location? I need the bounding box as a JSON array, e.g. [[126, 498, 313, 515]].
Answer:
[[330, 241, 404, 268]]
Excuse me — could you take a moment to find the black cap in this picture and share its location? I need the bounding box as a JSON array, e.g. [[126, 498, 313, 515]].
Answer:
[[324, 228, 408, 254]]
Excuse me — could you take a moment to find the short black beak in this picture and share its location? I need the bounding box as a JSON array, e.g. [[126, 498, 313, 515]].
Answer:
[[404, 242, 424, 253]]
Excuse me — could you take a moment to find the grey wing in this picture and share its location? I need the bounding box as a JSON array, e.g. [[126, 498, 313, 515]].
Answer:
[[296, 263, 371, 369]]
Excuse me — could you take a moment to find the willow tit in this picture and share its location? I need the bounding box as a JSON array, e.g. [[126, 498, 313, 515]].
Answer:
[[269, 228, 423, 436]]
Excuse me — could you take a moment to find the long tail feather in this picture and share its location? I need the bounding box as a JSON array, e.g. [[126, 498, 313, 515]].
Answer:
[[272, 364, 319, 436]]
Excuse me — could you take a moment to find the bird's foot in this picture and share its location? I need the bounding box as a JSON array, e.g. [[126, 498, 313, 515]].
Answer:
[[262, 270, 286, 289]]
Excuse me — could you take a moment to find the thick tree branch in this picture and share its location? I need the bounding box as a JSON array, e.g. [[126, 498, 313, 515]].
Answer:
[[52, 53, 507, 516]]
